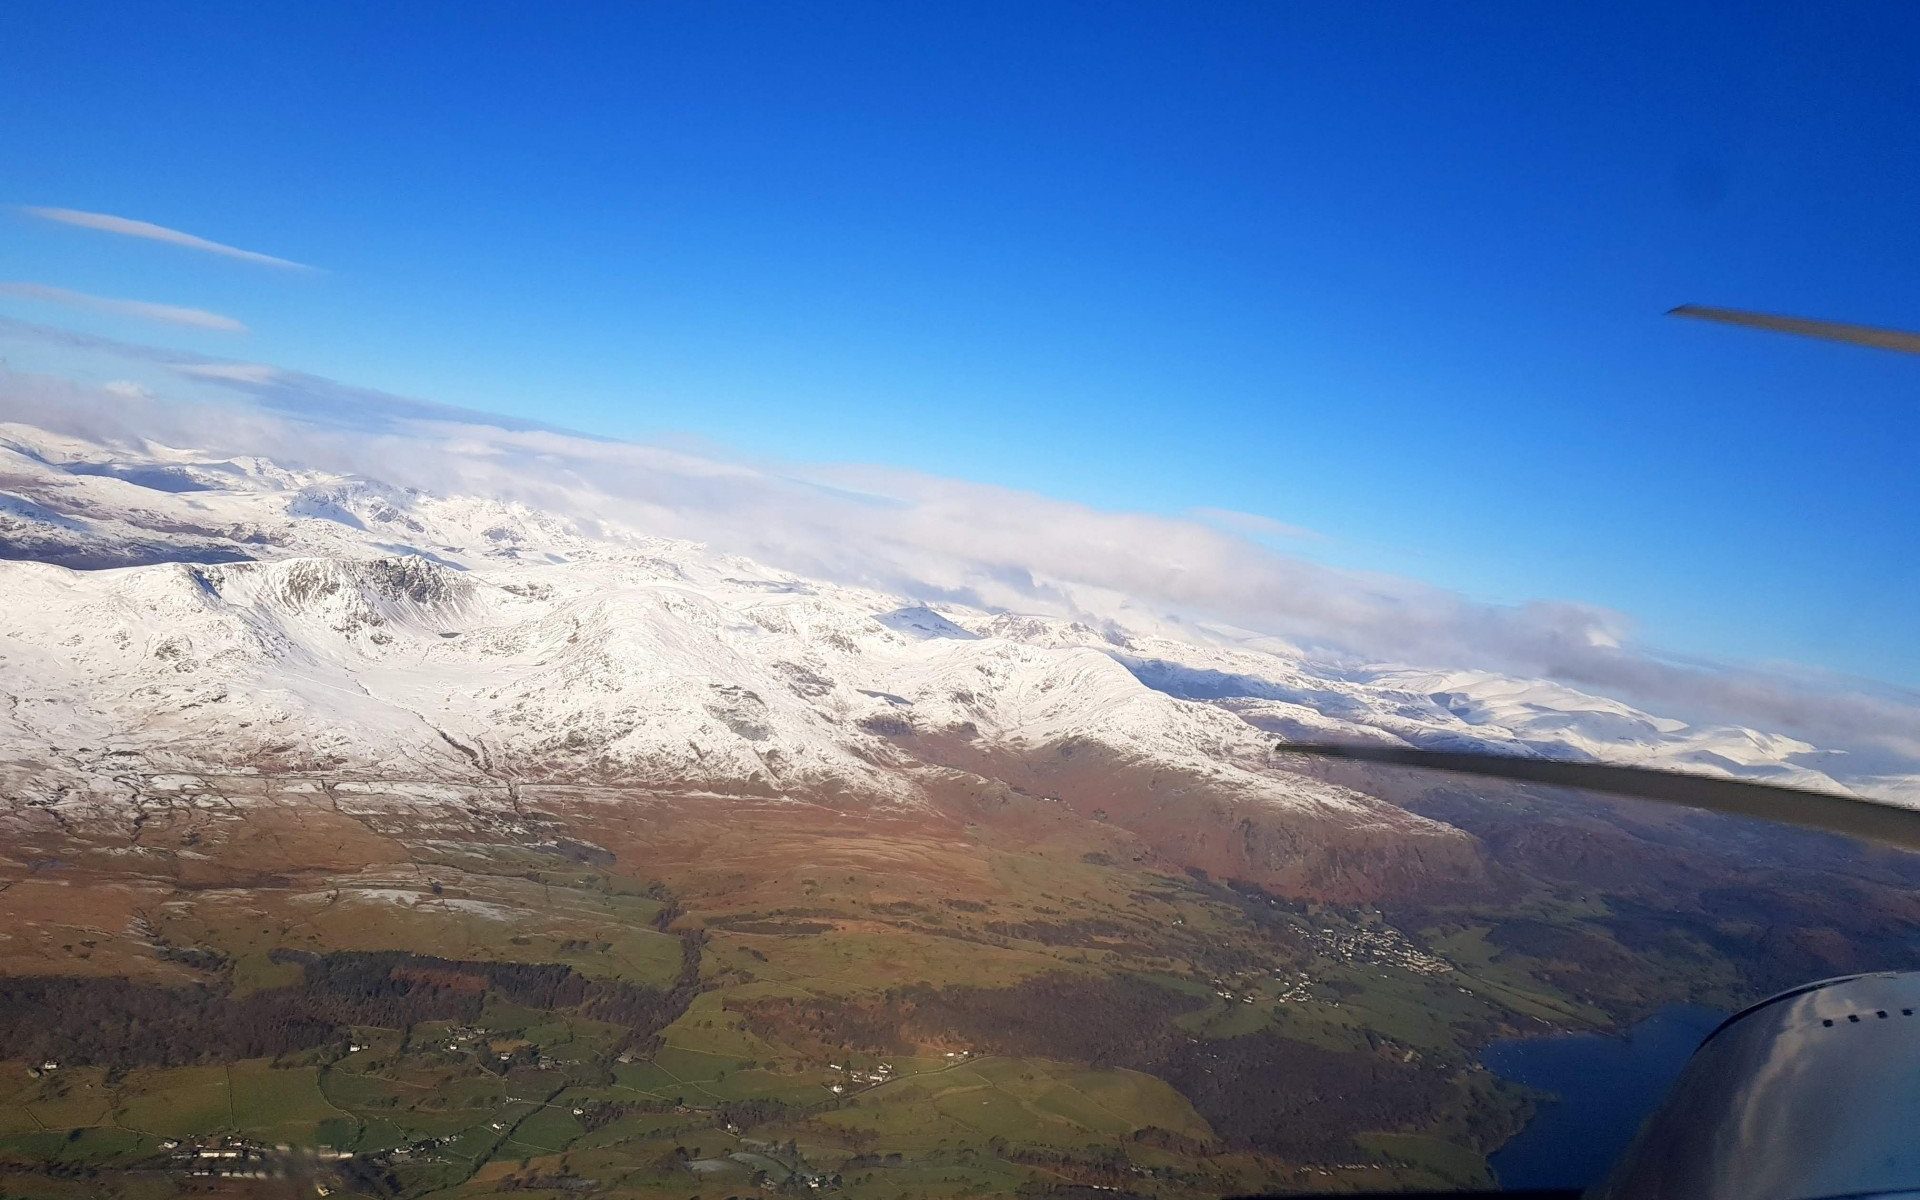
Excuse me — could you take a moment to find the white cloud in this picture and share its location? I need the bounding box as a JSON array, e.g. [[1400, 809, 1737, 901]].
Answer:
[[0, 322, 1915, 770], [176, 361, 282, 384], [1188, 506, 1324, 542], [20, 206, 312, 271], [0, 282, 248, 333]]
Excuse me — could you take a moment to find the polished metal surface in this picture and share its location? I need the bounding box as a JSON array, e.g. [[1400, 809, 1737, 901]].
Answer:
[[1587, 971, 1920, 1200]]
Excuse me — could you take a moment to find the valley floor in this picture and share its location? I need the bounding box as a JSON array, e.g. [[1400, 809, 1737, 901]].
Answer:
[[2, 763, 1914, 1200]]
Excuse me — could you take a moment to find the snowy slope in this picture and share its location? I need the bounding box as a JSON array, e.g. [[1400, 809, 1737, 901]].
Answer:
[[0, 419, 1885, 809]]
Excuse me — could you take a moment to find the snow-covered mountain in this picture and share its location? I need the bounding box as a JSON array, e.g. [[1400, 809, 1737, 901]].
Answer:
[[0, 419, 1891, 821]]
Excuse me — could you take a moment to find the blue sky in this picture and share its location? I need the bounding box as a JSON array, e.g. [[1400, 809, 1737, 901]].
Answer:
[[3, 0, 1918, 685]]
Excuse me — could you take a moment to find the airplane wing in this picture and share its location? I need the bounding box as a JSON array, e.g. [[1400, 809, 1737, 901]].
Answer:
[[1669, 304, 1920, 355], [1277, 742, 1920, 853]]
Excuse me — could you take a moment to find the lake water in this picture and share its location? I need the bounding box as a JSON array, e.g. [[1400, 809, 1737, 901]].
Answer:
[[1482, 1003, 1726, 1191]]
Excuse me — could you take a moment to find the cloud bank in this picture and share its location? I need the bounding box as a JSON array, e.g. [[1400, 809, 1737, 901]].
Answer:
[[1, 317, 1916, 771], [0, 282, 248, 333], [20, 206, 312, 271]]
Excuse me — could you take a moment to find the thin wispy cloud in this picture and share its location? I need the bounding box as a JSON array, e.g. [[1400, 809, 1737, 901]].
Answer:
[[1189, 506, 1325, 542], [0, 282, 248, 333], [20, 206, 313, 272], [176, 361, 282, 384]]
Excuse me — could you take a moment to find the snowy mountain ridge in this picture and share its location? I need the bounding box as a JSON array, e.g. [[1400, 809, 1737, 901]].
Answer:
[[0, 419, 1897, 813]]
